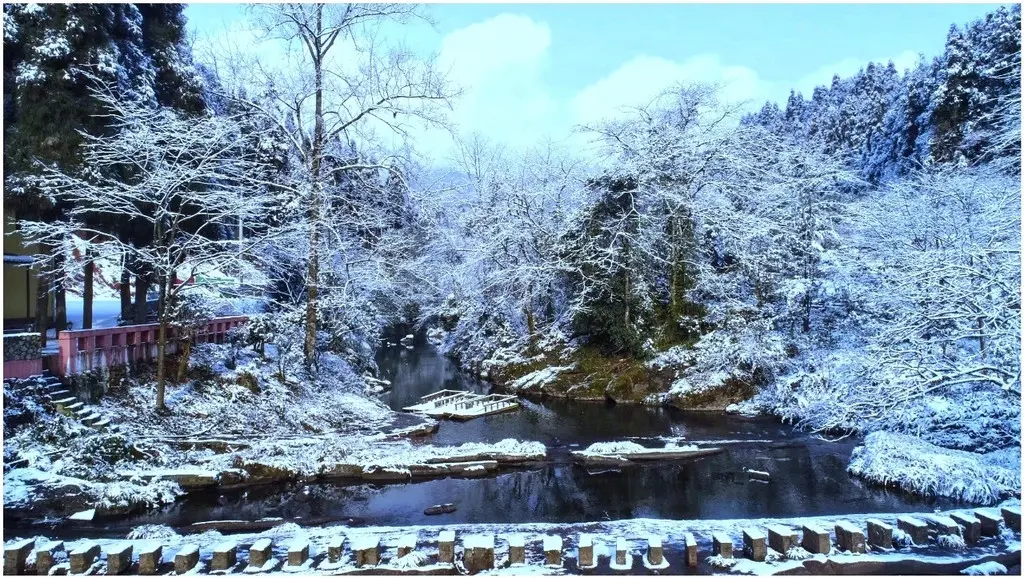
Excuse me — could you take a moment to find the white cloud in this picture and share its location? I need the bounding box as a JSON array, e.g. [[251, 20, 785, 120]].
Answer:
[[427, 13, 557, 156], [570, 54, 772, 126]]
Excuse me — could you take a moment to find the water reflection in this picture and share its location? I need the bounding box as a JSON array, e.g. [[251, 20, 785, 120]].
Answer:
[[118, 441, 948, 532], [20, 346, 957, 538]]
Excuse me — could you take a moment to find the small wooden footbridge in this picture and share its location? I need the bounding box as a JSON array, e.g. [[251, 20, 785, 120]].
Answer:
[[403, 390, 520, 421]]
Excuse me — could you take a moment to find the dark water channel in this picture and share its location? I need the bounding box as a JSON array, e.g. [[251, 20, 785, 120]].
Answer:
[[9, 346, 957, 539]]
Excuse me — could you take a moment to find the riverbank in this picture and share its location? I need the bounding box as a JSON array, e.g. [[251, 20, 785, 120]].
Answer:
[[3, 341, 482, 520]]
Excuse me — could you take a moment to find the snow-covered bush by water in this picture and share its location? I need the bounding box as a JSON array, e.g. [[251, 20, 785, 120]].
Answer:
[[848, 432, 1020, 503]]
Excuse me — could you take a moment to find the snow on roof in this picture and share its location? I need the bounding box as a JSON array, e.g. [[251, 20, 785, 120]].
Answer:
[[177, 544, 199, 556], [397, 535, 416, 549], [543, 536, 561, 551], [438, 531, 455, 543], [507, 535, 525, 548], [251, 538, 272, 550], [578, 535, 592, 548], [3, 254, 35, 264], [647, 535, 662, 548]]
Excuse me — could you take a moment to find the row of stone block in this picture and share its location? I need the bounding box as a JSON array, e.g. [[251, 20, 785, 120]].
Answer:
[[4, 508, 1018, 575]]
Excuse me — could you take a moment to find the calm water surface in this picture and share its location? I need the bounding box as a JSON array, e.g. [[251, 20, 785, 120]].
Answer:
[[8, 346, 957, 538]]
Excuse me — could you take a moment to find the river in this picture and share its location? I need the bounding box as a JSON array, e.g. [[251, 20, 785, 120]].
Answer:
[[10, 345, 957, 538]]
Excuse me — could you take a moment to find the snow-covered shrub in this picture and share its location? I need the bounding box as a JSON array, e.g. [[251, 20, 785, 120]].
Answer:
[[96, 479, 182, 512], [785, 546, 812, 560], [936, 534, 966, 551], [891, 528, 912, 548], [705, 554, 737, 569], [961, 562, 1008, 576], [848, 431, 1021, 503], [127, 524, 180, 540]]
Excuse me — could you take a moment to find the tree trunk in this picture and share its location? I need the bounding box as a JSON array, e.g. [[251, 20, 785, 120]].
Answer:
[[83, 250, 94, 330], [36, 265, 50, 347], [669, 215, 678, 316], [156, 276, 169, 410], [55, 282, 67, 336], [303, 6, 326, 368], [119, 264, 132, 324], [176, 337, 191, 383], [134, 267, 149, 324]]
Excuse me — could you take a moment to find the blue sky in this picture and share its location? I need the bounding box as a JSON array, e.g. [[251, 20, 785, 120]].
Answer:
[[185, 3, 1002, 156]]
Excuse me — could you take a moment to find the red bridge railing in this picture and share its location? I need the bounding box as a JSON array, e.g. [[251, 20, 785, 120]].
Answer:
[[54, 316, 248, 377]]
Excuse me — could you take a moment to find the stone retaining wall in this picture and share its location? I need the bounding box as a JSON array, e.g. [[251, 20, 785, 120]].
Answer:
[[3, 332, 43, 379]]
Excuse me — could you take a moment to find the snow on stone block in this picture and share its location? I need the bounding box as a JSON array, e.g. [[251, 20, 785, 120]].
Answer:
[[248, 538, 273, 569], [543, 536, 562, 566], [397, 535, 416, 558], [463, 535, 494, 572], [742, 528, 766, 561], [644, 535, 668, 569], [438, 531, 455, 565], [327, 537, 344, 563], [211, 541, 237, 570], [975, 510, 1003, 536], [353, 536, 380, 567], [767, 525, 797, 554], [927, 515, 961, 537], [34, 541, 65, 576], [69, 542, 100, 574], [835, 521, 866, 553], [610, 538, 632, 571], [712, 533, 733, 558], [507, 534, 525, 565], [174, 544, 200, 574], [961, 561, 1009, 576], [105, 543, 133, 575], [577, 535, 595, 569], [137, 543, 163, 575], [69, 508, 96, 521], [4, 538, 35, 575], [286, 540, 309, 567], [801, 524, 830, 554], [1000, 507, 1021, 532], [950, 512, 982, 543], [897, 516, 929, 545], [682, 532, 698, 567], [866, 519, 893, 550]]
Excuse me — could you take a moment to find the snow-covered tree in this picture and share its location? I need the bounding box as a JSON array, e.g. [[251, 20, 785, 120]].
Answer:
[[18, 82, 276, 410], [205, 3, 455, 368]]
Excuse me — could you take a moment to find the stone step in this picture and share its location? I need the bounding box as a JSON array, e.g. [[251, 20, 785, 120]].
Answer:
[[92, 418, 111, 430], [48, 389, 73, 399], [74, 407, 97, 419], [81, 415, 103, 427], [52, 396, 78, 407], [61, 401, 85, 416]]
